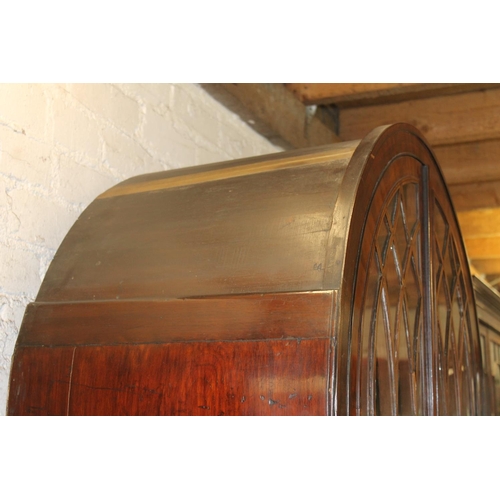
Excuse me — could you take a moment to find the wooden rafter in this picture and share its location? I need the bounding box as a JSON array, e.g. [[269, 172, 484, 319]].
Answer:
[[457, 208, 500, 238], [463, 236, 500, 260], [285, 83, 500, 106], [458, 208, 500, 279], [470, 259, 500, 275], [201, 83, 339, 150], [337, 87, 500, 146], [449, 181, 500, 211], [434, 140, 500, 185]]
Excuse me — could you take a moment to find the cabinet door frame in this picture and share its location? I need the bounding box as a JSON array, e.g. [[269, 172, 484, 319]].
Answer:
[[333, 124, 482, 416]]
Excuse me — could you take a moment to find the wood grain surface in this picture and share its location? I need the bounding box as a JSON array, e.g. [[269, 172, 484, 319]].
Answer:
[[338, 88, 500, 146], [8, 346, 75, 416], [68, 340, 329, 416], [9, 340, 330, 416], [201, 83, 340, 149], [285, 83, 500, 106], [19, 291, 334, 346]]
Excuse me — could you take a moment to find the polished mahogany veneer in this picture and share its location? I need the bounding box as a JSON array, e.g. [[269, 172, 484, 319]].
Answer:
[[8, 123, 485, 415]]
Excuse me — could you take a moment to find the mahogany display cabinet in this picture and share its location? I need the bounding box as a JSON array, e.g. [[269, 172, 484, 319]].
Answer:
[[8, 123, 486, 416]]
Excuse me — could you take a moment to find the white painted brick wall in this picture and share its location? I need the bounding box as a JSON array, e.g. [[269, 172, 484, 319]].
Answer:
[[0, 83, 281, 415]]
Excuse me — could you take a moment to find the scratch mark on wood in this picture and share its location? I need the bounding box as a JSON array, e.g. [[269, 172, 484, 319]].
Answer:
[[66, 346, 76, 415]]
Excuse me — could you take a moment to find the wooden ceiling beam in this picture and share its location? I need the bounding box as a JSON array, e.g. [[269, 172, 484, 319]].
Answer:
[[457, 208, 500, 238], [470, 259, 500, 275], [456, 209, 500, 277], [285, 83, 500, 107], [463, 236, 500, 260], [434, 139, 500, 185], [338, 87, 500, 146], [448, 181, 500, 211], [458, 208, 500, 285], [201, 83, 340, 150]]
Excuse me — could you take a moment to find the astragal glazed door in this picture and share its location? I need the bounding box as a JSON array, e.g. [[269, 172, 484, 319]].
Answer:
[[338, 127, 482, 416]]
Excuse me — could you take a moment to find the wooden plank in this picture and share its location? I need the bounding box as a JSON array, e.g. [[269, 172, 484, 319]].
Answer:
[[464, 236, 500, 259], [459, 207, 500, 288], [285, 83, 500, 106], [448, 181, 500, 211], [68, 340, 329, 415], [286, 83, 415, 105], [471, 259, 500, 275], [434, 139, 500, 185], [18, 292, 333, 347], [338, 87, 500, 146], [458, 208, 500, 238], [460, 202, 500, 272], [201, 83, 340, 149]]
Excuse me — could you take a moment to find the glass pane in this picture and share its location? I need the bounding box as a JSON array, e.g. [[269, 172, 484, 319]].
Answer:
[[433, 198, 476, 415], [356, 182, 421, 415], [359, 248, 381, 416], [377, 215, 391, 266], [434, 201, 448, 258], [402, 182, 419, 237], [376, 284, 393, 415], [393, 199, 408, 272]]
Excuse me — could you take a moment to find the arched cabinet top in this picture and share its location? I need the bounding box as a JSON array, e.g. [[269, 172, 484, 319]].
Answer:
[[37, 137, 361, 302], [37, 123, 454, 304], [13, 123, 483, 416]]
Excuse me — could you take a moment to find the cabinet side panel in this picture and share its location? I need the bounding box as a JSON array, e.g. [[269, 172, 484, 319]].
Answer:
[[68, 339, 330, 416], [8, 346, 74, 416]]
